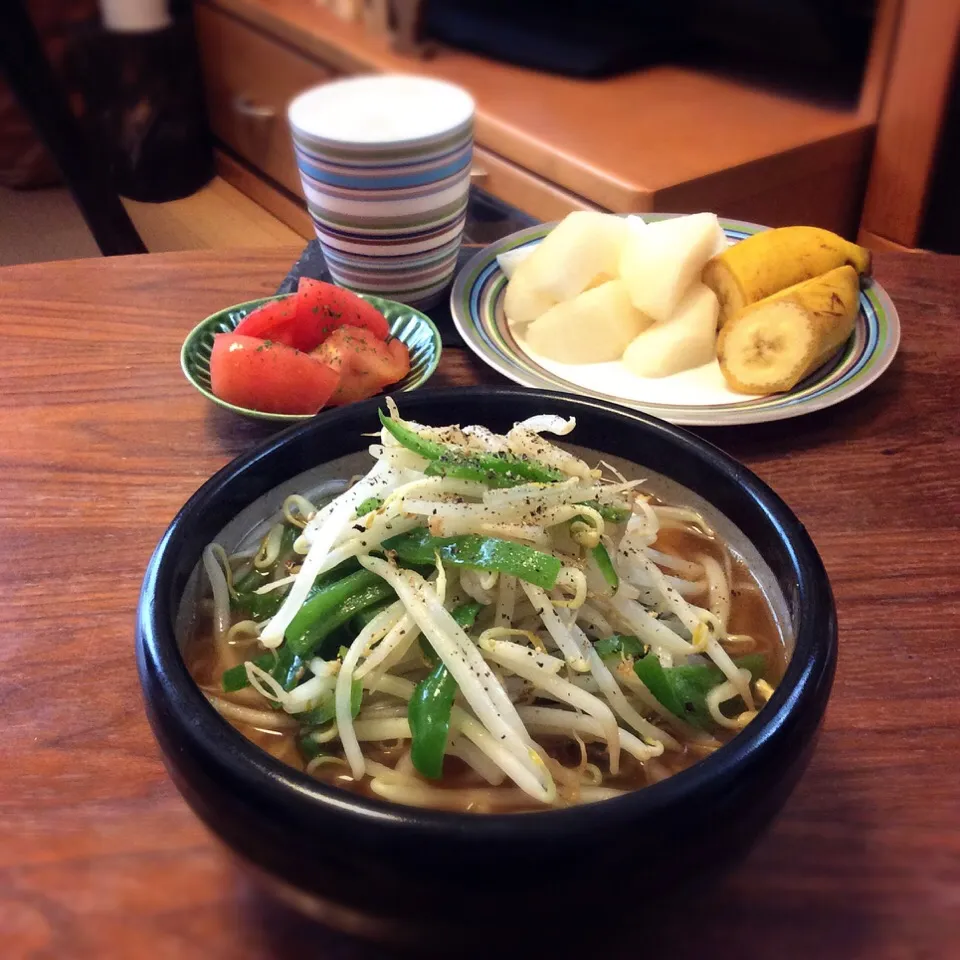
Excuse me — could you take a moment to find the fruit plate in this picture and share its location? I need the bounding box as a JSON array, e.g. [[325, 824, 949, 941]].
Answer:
[[181, 293, 442, 422], [449, 215, 900, 427]]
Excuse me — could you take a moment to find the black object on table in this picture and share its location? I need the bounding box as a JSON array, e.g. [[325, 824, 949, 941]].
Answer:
[[277, 187, 539, 347], [0, 1, 146, 257], [68, 13, 215, 203]]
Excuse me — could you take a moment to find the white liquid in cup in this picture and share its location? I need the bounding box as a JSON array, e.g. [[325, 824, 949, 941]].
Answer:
[[288, 75, 475, 145]]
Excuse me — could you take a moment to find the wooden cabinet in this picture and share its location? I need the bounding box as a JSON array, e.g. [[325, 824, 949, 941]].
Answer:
[[470, 147, 597, 220], [194, 0, 903, 238], [195, 4, 336, 199], [194, 2, 595, 229], [858, 0, 960, 251]]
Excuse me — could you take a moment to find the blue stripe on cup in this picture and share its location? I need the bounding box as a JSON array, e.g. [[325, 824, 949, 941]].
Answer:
[[294, 154, 471, 190]]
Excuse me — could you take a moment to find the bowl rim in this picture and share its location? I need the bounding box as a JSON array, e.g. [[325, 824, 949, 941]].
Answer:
[[179, 292, 443, 423], [137, 385, 836, 841]]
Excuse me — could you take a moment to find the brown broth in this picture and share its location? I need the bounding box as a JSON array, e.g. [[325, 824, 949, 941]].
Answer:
[[652, 525, 787, 682], [186, 511, 787, 813]]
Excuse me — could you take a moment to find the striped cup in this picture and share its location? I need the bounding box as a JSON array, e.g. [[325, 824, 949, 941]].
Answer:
[[288, 75, 475, 307]]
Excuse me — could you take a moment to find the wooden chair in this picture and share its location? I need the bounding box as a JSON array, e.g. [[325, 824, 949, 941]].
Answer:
[[0, 0, 146, 256]]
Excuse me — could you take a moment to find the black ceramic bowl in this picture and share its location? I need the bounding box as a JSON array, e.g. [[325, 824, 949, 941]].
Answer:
[[137, 387, 836, 943]]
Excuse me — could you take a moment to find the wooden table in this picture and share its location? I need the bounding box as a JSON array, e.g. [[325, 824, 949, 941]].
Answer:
[[0, 248, 957, 959]]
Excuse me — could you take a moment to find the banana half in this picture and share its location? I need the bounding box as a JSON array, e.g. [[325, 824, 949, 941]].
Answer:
[[717, 265, 861, 394]]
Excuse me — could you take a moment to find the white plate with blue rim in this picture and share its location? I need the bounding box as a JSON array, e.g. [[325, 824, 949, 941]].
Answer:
[[449, 215, 900, 427]]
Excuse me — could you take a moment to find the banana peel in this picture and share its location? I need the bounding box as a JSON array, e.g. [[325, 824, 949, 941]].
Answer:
[[703, 226, 871, 327]]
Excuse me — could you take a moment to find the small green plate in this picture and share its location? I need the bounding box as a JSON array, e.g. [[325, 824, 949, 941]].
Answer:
[[181, 292, 442, 422]]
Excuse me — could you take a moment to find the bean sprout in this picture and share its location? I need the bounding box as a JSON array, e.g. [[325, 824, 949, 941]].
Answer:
[[196, 408, 783, 812]]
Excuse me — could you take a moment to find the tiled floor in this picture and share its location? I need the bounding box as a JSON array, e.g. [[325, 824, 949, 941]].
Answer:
[[0, 185, 99, 266]]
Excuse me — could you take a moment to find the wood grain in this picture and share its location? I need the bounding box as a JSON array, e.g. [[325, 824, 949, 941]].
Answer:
[[201, 0, 877, 222], [657, 135, 872, 236], [857, 0, 905, 121], [857, 227, 923, 253], [122, 178, 303, 252], [470, 145, 598, 222], [0, 248, 958, 959], [215, 150, 316, 240]]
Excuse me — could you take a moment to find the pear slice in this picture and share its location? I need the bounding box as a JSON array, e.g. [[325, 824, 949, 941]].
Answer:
[[496, 245, 535, 280], [619, 213, 726, 323], [524, 280, 653, 363], [504, 211, 628, 324], [622, 283, 719, 378]]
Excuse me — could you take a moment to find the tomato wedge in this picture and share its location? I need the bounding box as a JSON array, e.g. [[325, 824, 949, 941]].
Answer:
[[295, 279, 390, 348], [209, 334, 339, 415], [232, 282, 390, 352], [232, 297, 299, 348], [314, 326, 411, 406]]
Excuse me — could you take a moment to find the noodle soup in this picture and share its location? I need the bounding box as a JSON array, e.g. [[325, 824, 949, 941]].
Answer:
[[183, 407, 790, 813]]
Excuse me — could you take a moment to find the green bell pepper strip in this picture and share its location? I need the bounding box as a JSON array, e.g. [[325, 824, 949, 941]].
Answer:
[[419, 601, 482, 665], [577, 500, 630, 523], [285, 569, 396, 658], [298, 678, 363, 727], [224, 561, 378, 691], [233, 583, 286, 621], [297, 731, 327, 762], [378, 410, 564, 487], [450, 601, 483, 631], [278, 523, 299, 561], [308, 556, 362, 587], [422, 454, 560, 489], [232, 549, 288, 617], [409, 603, 481, 778], [351, 598, 397, 633], [233, 567, 268, 597], [634, 653, 767, 730], [408, 666, 457, 780], [381, 528, 561, 591], [591, 542, 619, 590], [593, 634, 647, 660], [221, 643, 305, 694], [567, 502, 622, 594], [232, 553, 363, 622], [377, 409, 448, 460], [296, 680, 364, 762], [221, 662, 255, 693], [354, 497, 383, 518]]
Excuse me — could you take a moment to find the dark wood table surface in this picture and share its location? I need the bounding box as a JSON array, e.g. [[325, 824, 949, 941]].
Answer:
[[0, 248, 958, 960]]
